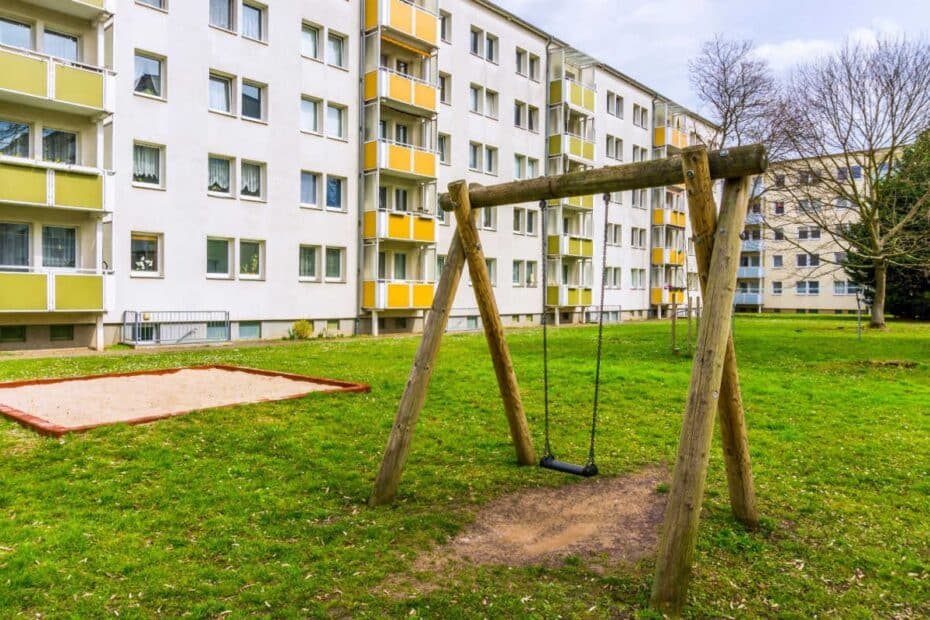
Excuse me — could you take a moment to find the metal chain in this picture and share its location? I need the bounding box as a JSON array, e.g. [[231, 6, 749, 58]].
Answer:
[[587, 193, 611, 467], [540, 199, 552, 459]]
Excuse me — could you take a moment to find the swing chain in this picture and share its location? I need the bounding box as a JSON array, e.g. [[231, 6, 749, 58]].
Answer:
[[587, 193, 611, 467], [540, 199, 553, 459]]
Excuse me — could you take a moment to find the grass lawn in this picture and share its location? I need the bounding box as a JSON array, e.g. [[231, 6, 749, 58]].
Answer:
[[1, 315, 928, 618]]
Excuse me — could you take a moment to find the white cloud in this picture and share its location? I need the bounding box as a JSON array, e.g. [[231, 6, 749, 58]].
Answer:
[[754, 39, 836, 73]]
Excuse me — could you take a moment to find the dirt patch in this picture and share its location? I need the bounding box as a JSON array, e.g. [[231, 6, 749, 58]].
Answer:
[[857, 359, 918, 369]]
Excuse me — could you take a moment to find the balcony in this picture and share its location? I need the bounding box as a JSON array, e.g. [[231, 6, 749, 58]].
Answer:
[[651, 248, 686, 266], [362, 210, 436, 243], [0, 160, 105, 211], [547, 235, 593, 258], [0, 271, 104, 313], [652, 208, 687, 227], [651, 288, 685, 306], [362, 280, 434, 310], [20, 0, 111, 18], [654, 126, 688, 149], [0, 45, 111, 116], [549, 195, 594, 210], [364, 0, 438, 48], [741, 239, 764, 252], [737, 266, 764, 279], [548, 133, 595, 162], [363, 140, 437, 180], [745, 212, 764, 225], [546, 285, 592, 307], [734, 292, 763, 306], [549, 78, 595, 113], [363, 68, 437, 115]]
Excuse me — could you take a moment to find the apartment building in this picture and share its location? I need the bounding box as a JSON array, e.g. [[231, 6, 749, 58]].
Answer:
[[0, 0, 715, 351]]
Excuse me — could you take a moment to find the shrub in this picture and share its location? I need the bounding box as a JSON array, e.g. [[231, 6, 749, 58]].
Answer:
[[289, 320, 314, 340]]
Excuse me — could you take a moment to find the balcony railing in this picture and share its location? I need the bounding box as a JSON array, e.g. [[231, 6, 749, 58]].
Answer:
[[548, 133, 595, 162], [364, 0, 439, 48], [363, 139, 437, 179], [0, 159, 105, 211], [363, 67, 437, 114], [362, 279, 434, 310], [547, 234, 593, 258], [737, 266, 764, 279], [362, 209, 436, 243], [0, 269, 105, 313], [0, 44, 112, 115], [549, 78, 596, 113], [734, 292, 763, 305], [654, 126, 688, 149], [549, 195, 594, 210], [650, 288, 685, 306], [652, 208, 687, 227], [546, 285, 592, 307], [741, 239, 764, 252], [21, 0, 111, 18], [651, 248, 686, 266]]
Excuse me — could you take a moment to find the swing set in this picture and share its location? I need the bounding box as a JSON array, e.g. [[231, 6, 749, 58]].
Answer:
[[368, 144, 767, 616]]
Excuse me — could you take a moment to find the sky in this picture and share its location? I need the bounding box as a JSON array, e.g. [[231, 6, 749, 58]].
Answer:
[[491, 0, 930, 116]]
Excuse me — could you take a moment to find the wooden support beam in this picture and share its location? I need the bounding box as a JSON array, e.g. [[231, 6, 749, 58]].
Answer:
[[439, 144, 767, 211], [651, 174, 751, 616], [680, 146, 759, 529], [450, 180, 536, 466], [369, 227, 468, 506]]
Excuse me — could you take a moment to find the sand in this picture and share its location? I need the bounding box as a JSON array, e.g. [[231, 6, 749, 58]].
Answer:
[[0, 367, 340, 430]]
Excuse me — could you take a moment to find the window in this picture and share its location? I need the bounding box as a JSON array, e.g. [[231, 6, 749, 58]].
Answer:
[[133, 143, 163, 186], [394, 188, 409, 212], [134, 51, 163, 98], [298, 245, 319, 280], [0, 223, 29, 270], [515, 48, 527, 75], [301, 23, 320, 59], [606, 135, 623, 160], [49, 325, 74, 342], [774, 228, 785, 241], [633, 104, 648, 128], [773, 255, 783, 268], [209, 0, 233, 30], [300, 171, 319, 206], [482, 207, 496, 230], [514, 101, 526, 127], [439, 11, 451, 43], [326, 176, 344, 210], [469, 84, 482, 113], [796, 254, 820, 267], [774, 174, 786, 187], [468, 142, 481, 171], [512, 260, 524, 285], [239, 322, 261, 339], [208, 156, 232, 194], [209, 73, 232, 113], [326, 104, 346, 138], [438, 73, 451, 104], [513, 207, 524, 232], [527, 158, 539, 178], [0, 119, 30, 158], [327, 32, 346, 68], [526, 261, 537, 286], [798, 226, 821, 240], [0, 326, 26, 343], [43, 128, 77, 164], [772, 281, 782, 295], [485, 34, 498, 62], [241, 81, 263, 120], [240, 161, 263, 199], [528, 54, 540, 80], [526, 210, 537, 235], [528, 106, 539, 132], [484, 146, 497, 174], [513, 155, 526, 180], [300, 96, 321, 133], [325, 247, 344, 280], [44, 30, 79, 62], [835, 251, 848, 264], [438, 133, 450, 164], [206, 238, 231, 276], [131, 233, 161, 274], [41, 227, 75, 268], [0, 17, 31, 50], [797, 280, 820, 295], [773, 201, 785, 215], [393, 253, 407, 280], [485, 258, 497, 285], [607, 91, 624, 117], [239, 240, 263, 277], [469, 27, 482, 55], [241, 2, 264, 41], [485, 90, 498, 118]]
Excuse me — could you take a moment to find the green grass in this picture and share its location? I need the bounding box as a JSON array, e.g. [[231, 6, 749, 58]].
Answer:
[[1, 315, 928, 618]]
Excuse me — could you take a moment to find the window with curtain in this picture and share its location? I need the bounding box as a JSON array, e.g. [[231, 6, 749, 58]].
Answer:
[[325, 247, 343, 280], [326, 177, 343, 210], [394, 188, 408, 212], [133, 144, 161, 185], [394, 253, 407, 280], [301, 23, 320, 58], [300, 171, 318, 205], [0, 119, 30, 158], [241, 82, 262, 119], [206, 238, 230, 275], [208, 156, 231, 194], [299, 245, 318, 279], [326, 104, 344, 138], [134, 52, 163, 97], [239, 240, 262, 276], [240, 162, 262, 198], [327, 33, 345, 67], [0, 223, 29, 271], [209, 0, 233, 30], [42, 226, 76, 269], [395, 124, 408, 145], [241, 3, 263, 40], [300, 97, 320, 132], [130, 233, 160, 273], [43, 128, 77, 164], [44, 30, 79, 61], [0, 17, 31, 49], [209, 74, 231, 112]]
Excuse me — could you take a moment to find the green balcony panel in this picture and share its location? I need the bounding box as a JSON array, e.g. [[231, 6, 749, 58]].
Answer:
[[55, 172, 103, 210], [0, 273, 48, 311], [55, 275, 103, 311], [55, 64, 104, 110], [0, 49, 47, 98], [0, 163, 47, 205]]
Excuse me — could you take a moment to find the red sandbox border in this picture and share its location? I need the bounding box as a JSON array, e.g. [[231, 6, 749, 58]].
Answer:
[[0, 364, 370, 437]]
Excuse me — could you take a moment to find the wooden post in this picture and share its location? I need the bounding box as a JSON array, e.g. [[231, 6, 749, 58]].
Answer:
[[450, 180, 536, 466], [651, 174, 750, 616], [680, 147, 759, 529], [369, 228, 468, 506]]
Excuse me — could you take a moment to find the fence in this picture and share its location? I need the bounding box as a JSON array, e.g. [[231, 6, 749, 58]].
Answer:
[[122, 311, 230, 346]]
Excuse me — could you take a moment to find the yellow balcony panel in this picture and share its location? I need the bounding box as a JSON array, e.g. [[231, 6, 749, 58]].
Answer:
[[412, 283, 434, 308], [362, 280, 376, 308], [0, 48, 108, 115], [0, 163, 48, 205], [387, 212, 412, 239], [546, 285, 560, 306], [0, 162, 104, 211], [54, 171, 103, 210], [412, 149, 437, 177], [367, 0, 439, 48], [54, 64, 104, 110], [674, 211, 687, 227], [651, 288, 663, 305], [412, 81, 437, 112], [653, 209, 688, 228], [0, 49, 47, 98], [20, 0, 110, 19], [654, 126, 688, 150], [362, 210, 377, 238], [412, 215, 435, 242], [364, 141, 436, 179], [362, 280, 435, 310], [547, 235, 559, 256], [363, 141, 378, 170], [54, 274, 103, 311], [651, 248, 664, 265], [550, 79, 595, 113], [387, 282, 409, 308], [547, 285, 592, 307], [0, 273, 48, 311]]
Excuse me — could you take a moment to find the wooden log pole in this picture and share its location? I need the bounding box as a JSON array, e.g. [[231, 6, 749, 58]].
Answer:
[[369, 226, 468, 506], [439, 144, 767, 211], [651, 174, 751, 616], [449, 180, 536, 466], [680, 146, 759, 529]]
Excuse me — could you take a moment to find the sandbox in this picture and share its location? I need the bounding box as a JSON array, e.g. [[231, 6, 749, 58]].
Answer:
[[0, 365, 369, 436]]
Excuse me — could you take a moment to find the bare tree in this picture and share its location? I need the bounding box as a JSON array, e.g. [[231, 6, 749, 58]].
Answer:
[[776, 38, 930, 327]]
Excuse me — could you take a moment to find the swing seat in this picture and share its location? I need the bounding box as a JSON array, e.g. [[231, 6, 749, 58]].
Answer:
[[539, 456, 598, 477]]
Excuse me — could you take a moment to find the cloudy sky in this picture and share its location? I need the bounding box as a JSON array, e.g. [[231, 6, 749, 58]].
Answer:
[[492, 0, 930, 114]]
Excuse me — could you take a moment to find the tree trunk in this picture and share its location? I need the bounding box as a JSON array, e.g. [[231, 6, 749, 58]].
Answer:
[[871, 260, 888, 328]]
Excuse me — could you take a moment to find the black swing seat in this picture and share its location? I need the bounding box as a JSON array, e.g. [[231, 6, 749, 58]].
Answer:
[[539, 456, 598, 477]]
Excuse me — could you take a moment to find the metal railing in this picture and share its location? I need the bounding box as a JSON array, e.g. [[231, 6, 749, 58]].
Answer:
[[122, 310, 230, 346]]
